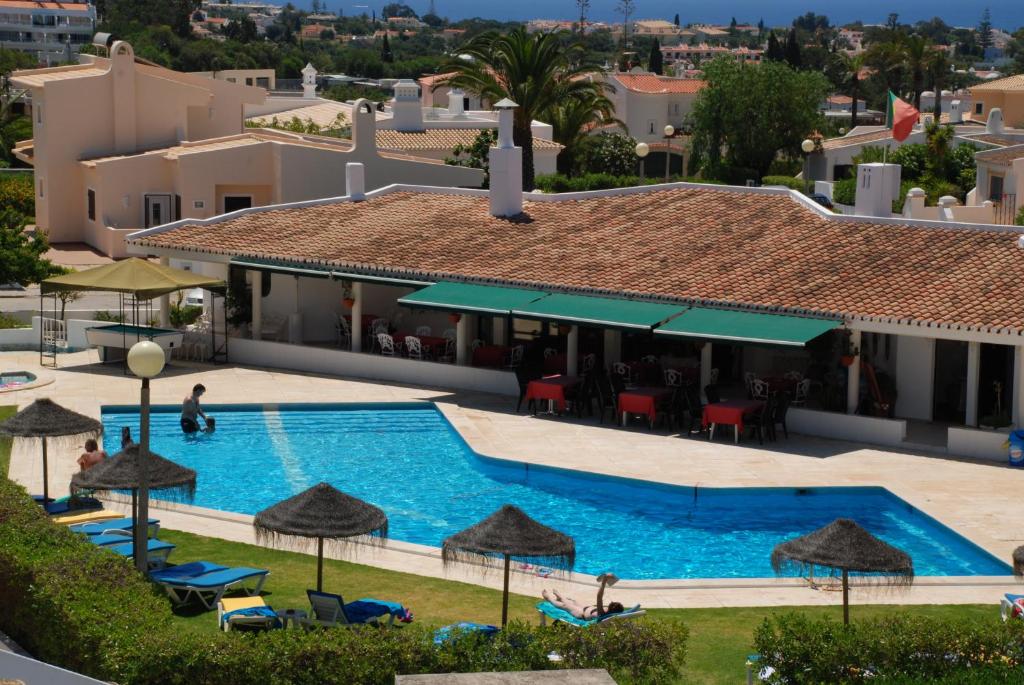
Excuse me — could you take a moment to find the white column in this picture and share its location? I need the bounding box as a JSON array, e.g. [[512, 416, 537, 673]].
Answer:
[[456, 314, 470, 365], [700, 342, 712, 400], [492, 317, 506, 345], [351, 281, 363, 353], [603, 329, 621, 365], [566, 325, 579, 376], [847, 330, 862, 415], [250, 270, 262, 340], [158, 256, 170, 328], [965, 341, 980, 427], [1015, 345, 1024, 428]]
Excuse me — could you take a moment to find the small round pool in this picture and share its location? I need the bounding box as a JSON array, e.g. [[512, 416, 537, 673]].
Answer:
[[0, 371, 37, 390]]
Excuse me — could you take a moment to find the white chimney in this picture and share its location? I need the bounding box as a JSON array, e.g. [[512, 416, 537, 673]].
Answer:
[[489, 98, 522, 218], [447, 88, 466, 117], [301, 63, 317, 99], [987, 108, 1005, 134], [346, 162, 365, 201], [391, 79, 424, 132], [854, 163, 901, 218], [950, 100, 962, 124]]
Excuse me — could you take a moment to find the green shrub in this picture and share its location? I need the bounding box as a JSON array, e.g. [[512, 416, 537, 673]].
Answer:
[[833, 177, 856, 205], [93, 310, 125, 323], [754, 612, 1024, 683], [761, 175, 805, 191], [1016, 206, 1024, 227], [0, 173, 34, 217], [535, 173, 723, 193], [169, 304, 203, 328], [0, 312, 27, 329], [0, 479, 687, 684]]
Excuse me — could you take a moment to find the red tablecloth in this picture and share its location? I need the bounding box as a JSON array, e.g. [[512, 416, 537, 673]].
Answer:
[[473, 345, 511, 368], [618, 387, 674, 423], [394, 333, 448, 357], [525, 376, 580, 412], [702, 400, 764, 431]]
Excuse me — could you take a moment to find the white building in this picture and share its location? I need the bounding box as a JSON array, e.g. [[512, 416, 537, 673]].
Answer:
[[0, 0, 95, 66]]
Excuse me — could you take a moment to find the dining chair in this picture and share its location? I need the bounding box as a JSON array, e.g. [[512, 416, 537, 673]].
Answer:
[[747, 394, 776, 445], [335, 314, 351, 349], [709, 368, 719, 384], [369, 318, 389, 351], [704, 384, 721, 404], [771, 391, 791, 439], [581, 353, 597, 373], [377, 332, 395, 357], [749, 378, 769, 401], [442, 328, 456, 340], [405, 336, 423, 360], [640, 354, 658, 364], [664, 368, 683, 387], [415, 325, 432, 337], [438, 337, 456, 363], [784, 370, 804, 382], [505, 345, 524, 368], [470, 338, 484, 351], [792, 378, 811, 406], [543, 347, 557, 358], [611, 361, 632, 385]]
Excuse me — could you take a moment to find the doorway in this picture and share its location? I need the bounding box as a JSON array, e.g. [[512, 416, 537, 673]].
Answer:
[[223, 195, 253, 213], [143, 194, 172, 228], [932, 339, 967, 424], [978, 343, 1015, 425]]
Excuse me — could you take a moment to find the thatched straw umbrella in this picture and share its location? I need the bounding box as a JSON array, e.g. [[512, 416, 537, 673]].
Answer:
[[0, 399, 101, 502], [771, 518, 914, 624], [253, 482, 388, 592], [1012, 546, 1024, 577], [442, 504, 575, 626], [71, 444, 196, 566]]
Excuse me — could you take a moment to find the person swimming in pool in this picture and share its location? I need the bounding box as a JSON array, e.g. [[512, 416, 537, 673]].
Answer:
[[542, 572, 623, 620], [181, 383, 209, 434]]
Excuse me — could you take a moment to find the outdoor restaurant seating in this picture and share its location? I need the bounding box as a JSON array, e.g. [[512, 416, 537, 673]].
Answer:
[[404, 335, 424, 360], [376, 332, 396, 357], [415, 325, 432, 337]]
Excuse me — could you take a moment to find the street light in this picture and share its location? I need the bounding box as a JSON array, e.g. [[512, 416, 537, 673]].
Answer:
[[635, 141, 649, 180], [663, 125, 676, 182], [801, 138, 816, 195], [127, 340, 165, 573]]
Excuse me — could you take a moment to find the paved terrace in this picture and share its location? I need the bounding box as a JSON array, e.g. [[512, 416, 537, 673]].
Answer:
[[4, 349, 1024, 610]]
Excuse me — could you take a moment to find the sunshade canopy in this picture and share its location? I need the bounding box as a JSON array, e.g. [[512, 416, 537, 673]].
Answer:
[[442, 504, 575, 570], [398, 281, 547, 315], [511, 293, 684, 330], [771, 518, 914, 579], [655, 307, 840, 346], [0, 398, 101, 438], [41, 258, 225, 300], [254, 482, 388, 543], [70, 444, 197, 501]]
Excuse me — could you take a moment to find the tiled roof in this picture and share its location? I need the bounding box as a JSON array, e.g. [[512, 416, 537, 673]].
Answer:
[[821, 129, 895, 150], [974, 144, 1024, 166], [0, 1, 91, 9], [971, 74, 1024, 91], [246, 101, 352, 129], [963, 133, 1024, 147], [132, 185, 1024, 333], [418, 72, 455, 87], [11, 66, 106, 88], [375, 129, 563, 151], [611, 74, 706, 94]]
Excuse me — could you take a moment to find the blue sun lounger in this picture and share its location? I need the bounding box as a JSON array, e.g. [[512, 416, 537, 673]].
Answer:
[[94, 539, 175, 569], [43, 497, 103, 516], [535, 601, 646, 627], [152, 564, 270, 610], [69, 518, 160, 538]]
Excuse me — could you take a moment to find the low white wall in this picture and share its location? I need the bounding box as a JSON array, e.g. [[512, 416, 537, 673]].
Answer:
[[0, 317, 117, 351], [947, 426, 1010, 462], [228, 337, 519, 396], [787, 407, 907, 445]]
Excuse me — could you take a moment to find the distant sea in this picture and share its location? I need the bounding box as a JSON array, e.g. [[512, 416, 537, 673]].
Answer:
[[302, 1, 1019, 31]]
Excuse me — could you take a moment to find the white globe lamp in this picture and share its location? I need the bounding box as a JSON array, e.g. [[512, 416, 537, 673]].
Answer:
[[663, 124, 675, 137], [801, 138, 816, 154], [634, 142, 650, 158], [127, 340, 166, 378]]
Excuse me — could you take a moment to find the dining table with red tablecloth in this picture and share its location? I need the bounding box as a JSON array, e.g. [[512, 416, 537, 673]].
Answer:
[[392, 333, 449, 358], [543, 353, 567, 375], [524, 375, 580, 413], [702, 399, 765, 443], [617, 387, 674, 427], [343, 313, 380, 330], [472, 345, 511, 368]]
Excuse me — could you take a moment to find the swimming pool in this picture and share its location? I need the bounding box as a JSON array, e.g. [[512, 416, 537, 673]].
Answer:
[[101, 403, 1011, 580], [0, 371, 36, 389]]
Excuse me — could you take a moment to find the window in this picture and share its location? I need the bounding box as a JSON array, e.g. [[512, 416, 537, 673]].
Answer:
[[193, 200, 205, 209], [975, 102, 983, 115], [223, 195, 253, 213], [648, 120, 656, 135], [87, 189, 95, 221], [35, 105, 41, 124], [37, 178, 43, 198], [174, 194, 181, 221], [990, 175, 1004, 202]]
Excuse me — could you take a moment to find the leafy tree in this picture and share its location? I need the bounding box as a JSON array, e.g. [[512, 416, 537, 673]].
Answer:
[[222, 15, 257, 43], [923, 120, 954, 180], [99, 0, 201, 38], [793, 12, 830, 32], [673, 14, 680, 27], [442, 28, 609, 190], [784, 28, 802, 69], [547, 91, 620, 174], [444, 128, 495, 187], [977, 8, 993, 51], [577, 132, 640, 176], [320, 29, 335, 41], [382, 3, 417, 18], [648, 38, 663, 75], [0, 210, 59, 286], [690, 58, 830, 180]]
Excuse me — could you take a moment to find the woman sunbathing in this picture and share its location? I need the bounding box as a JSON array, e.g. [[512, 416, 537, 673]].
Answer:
[[542, 572, 624, 620]]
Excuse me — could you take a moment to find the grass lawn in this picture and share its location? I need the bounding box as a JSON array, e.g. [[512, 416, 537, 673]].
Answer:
[[0, 404, 16, 477], [158, 529, 996, 684]]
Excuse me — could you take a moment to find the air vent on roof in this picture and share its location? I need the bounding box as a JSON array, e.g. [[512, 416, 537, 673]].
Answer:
[[1016, 235, 1024, 250]]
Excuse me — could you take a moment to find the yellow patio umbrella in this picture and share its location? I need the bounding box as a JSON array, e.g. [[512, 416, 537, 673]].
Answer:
[[41, 258, 224, 300]]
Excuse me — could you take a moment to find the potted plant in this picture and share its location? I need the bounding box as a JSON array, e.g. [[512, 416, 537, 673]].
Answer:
[[839, 330, 858, 367], [448, 312, 461, 324], [341, 283, 355, 309]]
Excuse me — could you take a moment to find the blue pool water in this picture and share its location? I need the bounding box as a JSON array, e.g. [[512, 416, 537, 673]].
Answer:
[[101, 403, 1011, 580]]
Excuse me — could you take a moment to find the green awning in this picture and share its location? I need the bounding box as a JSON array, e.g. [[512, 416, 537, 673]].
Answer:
[[230, 257, 431, 287], [655, 308, 841, 346], [511, 293, 685, 330], [397, 281, 547, 315]]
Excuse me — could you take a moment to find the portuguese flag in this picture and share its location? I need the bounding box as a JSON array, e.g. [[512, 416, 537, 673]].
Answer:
[[886, 90, 919, 142]]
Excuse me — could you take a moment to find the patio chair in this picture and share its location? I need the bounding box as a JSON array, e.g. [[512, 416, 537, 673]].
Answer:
[[640, 354, 658, 364], [746, 395, 776, 445], [784, 370, 804, 382], [535, 601, 646, 628], [260, 314, 287, 342], [415, 325, 432, 337], [792, 378, 811, 406], [437, 337, 456, 363], [377, 332, 396, 357], [303, 590, 406, 628], [581, 353, 597, 373], [610, 362, 632, 386], [335, 314, 351, 349], [152, 564, 270, 610], [505, 345, 524, 368], [43, 496, 102, 516], [70, 517, 160, 538], [664, 368, 684, 387], [368, 318, 390, 350], [704, 384, 721, 404], [593, 372, 621, 425], [51, 510, 124, 526], [1001, 593, 1024, 621], [218, 596, 281, 632], [514, 365, 542, 413], [749, 378, 769, 401], [709, 368, 720, 384], [679, 385, 705, 435], [405, 336, 424, 360], [442, 328, 456, 340], [543, 347, 557, 359], [471, 338, 484, 351]]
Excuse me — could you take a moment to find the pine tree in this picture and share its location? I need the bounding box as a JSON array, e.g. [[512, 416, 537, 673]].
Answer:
[[757, 18, 764, 36], [381, 32, 393, 62], [673, 13, 679, 27], [784, 27, 802, 69], [977, 8, 993, 51], [648, 38, 663, 74], [765, 31, 784, 61], [576, 0, 590, 34]]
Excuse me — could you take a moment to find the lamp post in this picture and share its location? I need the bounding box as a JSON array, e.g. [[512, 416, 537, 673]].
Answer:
[[800, 138, 815, 195], [663, 125, 675, 182], [634, 141, 649, 180], [127, 341, 166, 573]]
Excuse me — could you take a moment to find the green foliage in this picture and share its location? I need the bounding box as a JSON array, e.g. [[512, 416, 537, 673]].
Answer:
[[93, 311, 126, 323], [445, 129, 496, 188], [0, 173, 34, 216], [690, 58, 830, 180], [754, 612, 1024, 683], [761, 176, 805, 191], [98, 0, 199, 38], [0, 210, 59, 287], [170, 304, 203, 328], [247, 113, 347, 136], [535, 173, 723, 192], [1016, 207, 1024, 227], [833, 177, 856, 205], [648, 38, 663, 75], [0, 312, 26, 329], [577, 132, 639, 177]]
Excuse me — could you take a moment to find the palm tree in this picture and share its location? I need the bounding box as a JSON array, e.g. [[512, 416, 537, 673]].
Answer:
[[546, 90, 621, 175], [925, 50, 950, 121], [0, 87, 27, 167], [901, 34, 930, 111], [839, 53, 866, 130], [442, 28, 610, 190]]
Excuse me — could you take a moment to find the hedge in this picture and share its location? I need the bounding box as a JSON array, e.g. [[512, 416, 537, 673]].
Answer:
[[754, 612, 1024, 683], [760, 176, 805, 192], [0, 173, 34, 217], [535, 172, 724, 193], [0, 478, 688, 684]]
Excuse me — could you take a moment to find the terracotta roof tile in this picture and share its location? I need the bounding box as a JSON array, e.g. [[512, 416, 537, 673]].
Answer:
[[132, 186, 1024, 332], [375, 129, 562, 151], [611, 74, 706, 94], [970, 74, 1024, 92], [821, 129, 894, 150], [974, 143, 1024, 165]]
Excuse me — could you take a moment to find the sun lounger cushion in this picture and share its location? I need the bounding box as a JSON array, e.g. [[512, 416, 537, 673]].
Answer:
[[345, 599, 413, 624], [52, 510, 123, 525], [105, 539, 175, 557], [179, 567, 267, 589], [89, 533, 135, 546], [150, 561, 228, 582], [70, 518, 159, 536], [45, 497, 102, 516], [433, 622, 500, 646]]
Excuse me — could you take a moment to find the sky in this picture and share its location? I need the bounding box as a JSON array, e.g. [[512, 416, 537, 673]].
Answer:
[[312, 1, 1020, 31]]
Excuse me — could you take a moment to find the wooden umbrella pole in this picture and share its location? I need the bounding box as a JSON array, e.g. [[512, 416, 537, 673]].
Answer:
[[317, 537, 324, 592], [41, 437, 48, 502], [842, 569, 850, 625], [501, 553, 511, 627]]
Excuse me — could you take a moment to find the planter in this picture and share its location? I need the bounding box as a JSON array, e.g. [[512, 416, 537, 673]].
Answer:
[[840, 355, 855, 367], [342, 298, 355, 309], [448, 313, 461, 324]]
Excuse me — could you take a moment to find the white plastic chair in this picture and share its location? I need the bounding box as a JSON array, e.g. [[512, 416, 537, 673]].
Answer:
[[611, 361, 633, 385], [260, 314, 287, 342], [582, 353, 597, 373], [471, 338, 484, 351], [377, 332, 395, 357], [415, 325, 432, 337], [405, 336, 423, 360], [543, 347, 557, 358], [784, 370, 804, 382], [709, 368, 719, 384], [664, 368, 683, 387], [438, 337, 456, 363], [442, 328, 456, 340], [505, 345, 524, 368], [750, 378, 769, 401], [640, 354, 658, 364], [793, 378, 811, 406], [336, 315, 351, 349]]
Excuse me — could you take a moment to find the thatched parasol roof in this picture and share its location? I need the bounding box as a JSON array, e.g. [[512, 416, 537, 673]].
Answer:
[[1012, 546, 1024, 577], [0, 399, 101, 438], [70, 444, 196, 501], [771, 518, 913, 583], [253, 482, 388, 546], [442, 504, 575, 570]]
